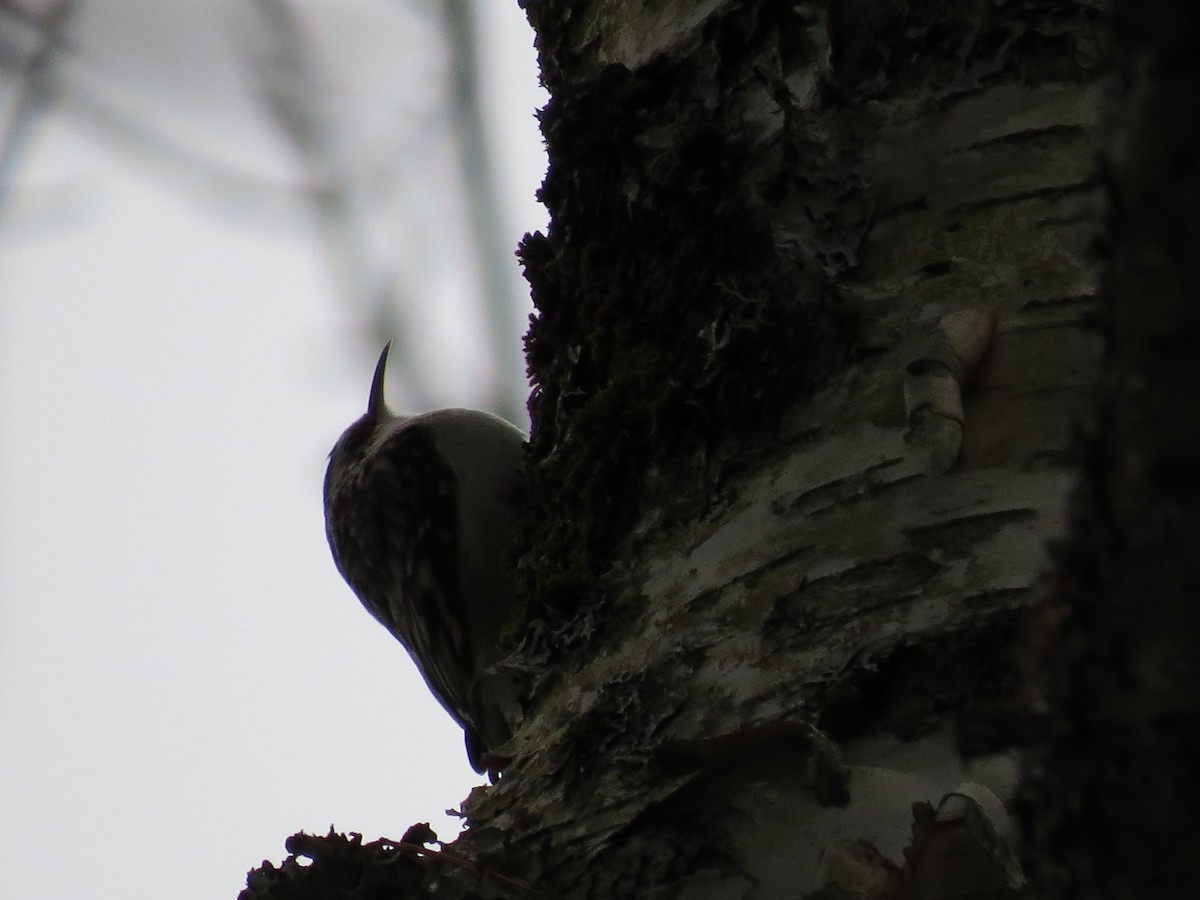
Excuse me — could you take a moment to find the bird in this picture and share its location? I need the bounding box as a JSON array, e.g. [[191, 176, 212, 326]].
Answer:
[[323, 343, 526, 772]]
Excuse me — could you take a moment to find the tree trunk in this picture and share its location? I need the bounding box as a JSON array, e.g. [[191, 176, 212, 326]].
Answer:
[[469, 1, 1104, 896]]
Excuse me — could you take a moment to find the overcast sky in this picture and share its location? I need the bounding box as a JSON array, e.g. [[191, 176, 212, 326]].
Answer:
[[0, 2, 547, 897]]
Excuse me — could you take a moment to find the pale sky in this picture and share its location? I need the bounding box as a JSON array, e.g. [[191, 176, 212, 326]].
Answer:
[[0, 2, 547, 897]]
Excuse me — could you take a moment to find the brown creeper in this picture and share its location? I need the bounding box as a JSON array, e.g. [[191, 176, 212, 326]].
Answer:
[[323, 344, 525, 772]]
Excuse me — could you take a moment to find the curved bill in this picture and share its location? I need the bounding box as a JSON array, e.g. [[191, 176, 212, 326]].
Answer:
[[367, 341, 392, 417]]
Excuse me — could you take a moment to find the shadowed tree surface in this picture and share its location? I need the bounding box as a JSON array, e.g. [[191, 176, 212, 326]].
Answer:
[[242, 1, 1198, 897], [1017, 0, 1200, 896]]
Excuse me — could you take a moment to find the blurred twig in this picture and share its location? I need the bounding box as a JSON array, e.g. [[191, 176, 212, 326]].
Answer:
[[0, 1, 310, 232], [435, 0, 527, 423], [64, 84, 307, 225], [243, 0, 431, 408], [0, 0, 79, 222], [0, 0, 530, 420]]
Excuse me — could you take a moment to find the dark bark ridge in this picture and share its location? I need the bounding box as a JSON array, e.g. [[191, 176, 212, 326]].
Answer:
[[514, 4, 864, 652]]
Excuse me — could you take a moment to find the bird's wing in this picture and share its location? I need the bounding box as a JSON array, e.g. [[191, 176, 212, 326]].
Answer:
[[361, 422, 479, 735]]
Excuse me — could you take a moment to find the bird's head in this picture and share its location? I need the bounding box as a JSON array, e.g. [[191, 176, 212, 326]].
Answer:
[[323, 342, 396, 509]]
